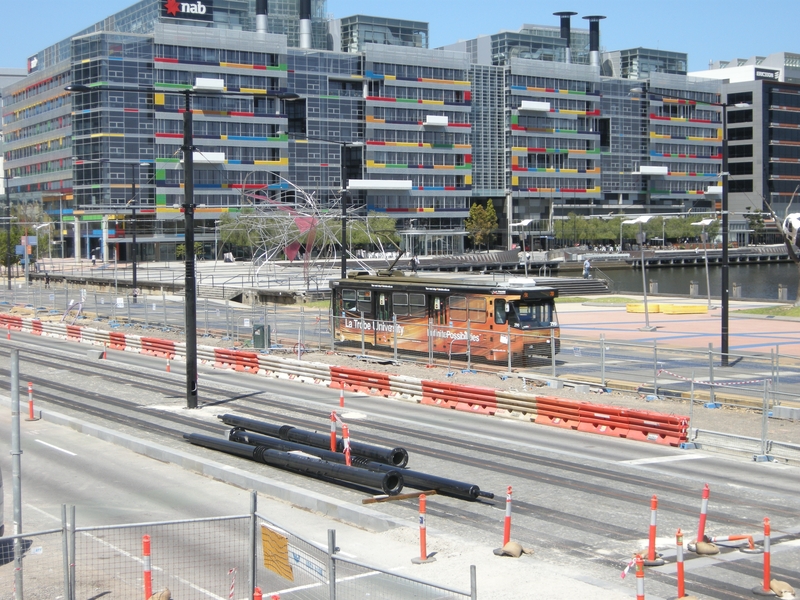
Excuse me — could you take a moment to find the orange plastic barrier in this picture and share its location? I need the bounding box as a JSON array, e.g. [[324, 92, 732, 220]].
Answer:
[[420, 381, 497, 415], [626, 410, 688, 446], [534, 395, 581, 430], [232, 350, 259, 373], [330, 366, 391, 397], [214, 348, 238, 370], [65, 325, 82, 342], [0, 315, 23, 331], [141, 337, 175, 359], [108, 331, 126, 351], [577, 405, 630, 438]]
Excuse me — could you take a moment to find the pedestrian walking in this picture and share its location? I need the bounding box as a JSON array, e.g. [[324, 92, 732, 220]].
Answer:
[[583, 258, 591, 279], [44, 272, 50, 288]]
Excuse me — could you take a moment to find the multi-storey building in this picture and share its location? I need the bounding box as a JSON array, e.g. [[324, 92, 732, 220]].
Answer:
[[10, 1, 799, 260], [691, 53, 800, 244]]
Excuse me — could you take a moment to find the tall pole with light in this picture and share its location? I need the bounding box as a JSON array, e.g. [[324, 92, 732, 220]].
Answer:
[[67, 83, 296, 409], [5, 175, 12, 290], [632, 87, 745, 364], [283, 133, 362, 278], [623, 215, 657, 332]]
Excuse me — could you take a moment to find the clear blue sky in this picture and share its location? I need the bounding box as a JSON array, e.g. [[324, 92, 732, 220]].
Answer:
[[2, 0, 799, 72]]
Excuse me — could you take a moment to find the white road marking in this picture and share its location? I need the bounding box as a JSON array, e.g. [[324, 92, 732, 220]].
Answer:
[[621, 454, 708, 465], [35, 439, 77, 456]]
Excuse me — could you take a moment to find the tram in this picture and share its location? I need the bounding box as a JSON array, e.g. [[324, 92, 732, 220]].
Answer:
[[330, 271, 560, 365]]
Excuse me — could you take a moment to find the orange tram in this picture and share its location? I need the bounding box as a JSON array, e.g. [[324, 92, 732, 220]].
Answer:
[[330, 271, 560, 365]]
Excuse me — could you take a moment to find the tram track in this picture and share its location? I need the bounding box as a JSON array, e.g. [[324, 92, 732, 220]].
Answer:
[[1, 340, 797, 598]]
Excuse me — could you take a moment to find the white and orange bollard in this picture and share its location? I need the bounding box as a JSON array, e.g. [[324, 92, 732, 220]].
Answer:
[[26, 382, 37, 421], [339, 381, 345, 408], [342, 424, 351, 466], [411, 493, 436, 564], [676, 529, 687, 599], [166, 356, 171, 373], [253, 587, 262, 600], [752, 518, 773, 596], [143, 534, 152, 600], [6, 323, 10, 340], [102, 342, 108, 360], [692, 483, 710, 548], [330, 411, 337, 452], [227, 567, 236, 600], [635, 554, 645, 600], [503, 486, 513, 546], [644, 495, 665, 566]]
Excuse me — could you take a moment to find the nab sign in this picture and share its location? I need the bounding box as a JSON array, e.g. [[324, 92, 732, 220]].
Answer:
[[162, 0, 213, 22]]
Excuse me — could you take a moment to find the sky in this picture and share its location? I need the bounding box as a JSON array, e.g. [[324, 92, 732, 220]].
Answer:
[[2, 0, 800, 73]]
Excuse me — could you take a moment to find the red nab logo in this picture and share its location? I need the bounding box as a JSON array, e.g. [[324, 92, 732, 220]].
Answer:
[[164, 0, 180, 15], [162, 0, 213, 20]]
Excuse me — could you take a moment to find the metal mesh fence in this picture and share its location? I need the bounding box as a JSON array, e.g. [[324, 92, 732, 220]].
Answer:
[[74, 516, 251, 600], [0, 529, 65, 600], [254, 517, 330, 600]]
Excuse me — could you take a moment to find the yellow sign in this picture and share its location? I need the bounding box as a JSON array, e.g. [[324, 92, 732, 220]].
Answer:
[[261, 525, 294, 581]]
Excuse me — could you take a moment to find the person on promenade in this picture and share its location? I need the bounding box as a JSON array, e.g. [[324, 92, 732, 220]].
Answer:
[[583, 258, 591, 279]]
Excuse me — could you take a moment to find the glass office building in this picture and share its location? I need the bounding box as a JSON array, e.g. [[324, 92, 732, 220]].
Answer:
[[2, 1, 738, 258]]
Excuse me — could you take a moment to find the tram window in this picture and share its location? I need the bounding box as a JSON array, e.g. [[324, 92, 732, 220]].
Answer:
[[495, 301, 507, 325], [392, 292, 408, 316], [468, 298, 486, 323], [357, 290, 372, 314], [342, 289, 357, 312], [409, 293, 426, 317], [449, 296, 467, 321]]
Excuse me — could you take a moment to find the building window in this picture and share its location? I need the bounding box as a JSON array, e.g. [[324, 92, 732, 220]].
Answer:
[[729, 179, 753, 193]]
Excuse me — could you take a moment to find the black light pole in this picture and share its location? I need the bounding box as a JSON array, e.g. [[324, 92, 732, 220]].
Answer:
[[129, 163, 138, 304], [633, 86, 737, 365], [340, 155, 349, 278], [67, 84, 296, 409], [5, 176, 11, 290], [720, 103, 730, 366], [182, 90, 199, 409]]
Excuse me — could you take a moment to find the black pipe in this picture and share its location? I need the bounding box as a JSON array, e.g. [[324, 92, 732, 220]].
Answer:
[[229, 428, 493, 501], [299, 0, 311, 20], [218, 413, 409, 468], [184, 433, 404, 495]]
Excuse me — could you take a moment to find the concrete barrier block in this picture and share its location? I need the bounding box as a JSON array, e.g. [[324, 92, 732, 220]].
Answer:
[[772, 406, 800, 421], [87, 349, 104, 360]]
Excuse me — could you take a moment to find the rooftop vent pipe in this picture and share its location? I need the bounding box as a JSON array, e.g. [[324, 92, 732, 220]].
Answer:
[[582, 15, 605, 67], [256, 0, 268, 33], [299, 0, 312, 49], [553, 12, 577, 63]]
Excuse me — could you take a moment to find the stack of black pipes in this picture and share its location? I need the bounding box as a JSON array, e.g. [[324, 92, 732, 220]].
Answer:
[[184, 414, 492, 500]]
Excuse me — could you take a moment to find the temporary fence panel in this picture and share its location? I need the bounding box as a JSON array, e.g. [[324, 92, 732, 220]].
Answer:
[[253, 515, 331, 600], [0, 528, 65, 598], [74, 516, 251, 600]]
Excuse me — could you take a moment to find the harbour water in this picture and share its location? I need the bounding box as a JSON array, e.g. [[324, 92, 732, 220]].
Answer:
[[597, 262, 799, 302]]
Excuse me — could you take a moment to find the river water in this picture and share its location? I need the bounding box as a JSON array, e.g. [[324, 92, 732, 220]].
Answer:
[[597, 262, 799, 301]]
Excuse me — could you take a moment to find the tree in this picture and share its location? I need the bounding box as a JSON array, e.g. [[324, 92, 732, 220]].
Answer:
[[744, 208, 766, 245], [348, 213, 400, 249], [465, 201, 498, 250], [176, 243, 203, 260]]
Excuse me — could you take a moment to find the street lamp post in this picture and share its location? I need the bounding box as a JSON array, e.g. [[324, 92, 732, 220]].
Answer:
[[5, 175, 12, 290], [623, 216, 657, 332], [284, 134, 362, 278], [67, 83, 296, 409], [633, 87, 746, 365], [692, 218, 715, 310]]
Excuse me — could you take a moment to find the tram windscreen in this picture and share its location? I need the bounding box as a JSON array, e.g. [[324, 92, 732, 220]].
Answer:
[[508, 301, 556, 330]]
